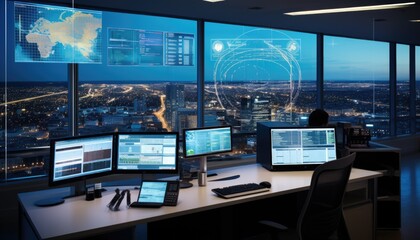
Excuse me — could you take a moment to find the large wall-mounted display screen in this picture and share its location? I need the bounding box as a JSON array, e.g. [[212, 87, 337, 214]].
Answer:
[[13, 1, 196, 72], [14, 1, 102, 63], [78, 10, 197, 82], [108, 28, 194, 66]]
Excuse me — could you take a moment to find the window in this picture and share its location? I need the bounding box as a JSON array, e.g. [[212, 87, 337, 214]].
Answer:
[[1, 1, 70, 181], [416, 46, 420, 132], [1, 0, 5, 182], [396, 44, 410, 135], [204, 22, 317, 154], [1, 1, 418, 183], [324, 36, 390, 138], [78, 11, 197, 135]]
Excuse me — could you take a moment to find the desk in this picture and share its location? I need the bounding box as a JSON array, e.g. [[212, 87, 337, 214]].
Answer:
[[18, 163, 382, 240], [347, 142, 401, 229]]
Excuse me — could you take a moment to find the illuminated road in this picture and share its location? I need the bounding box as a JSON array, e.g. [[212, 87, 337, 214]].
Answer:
[[122, 86, 133, 93], [3, 84, 172, 131], [154, 95, 170, 131], [349, 98, 389, 107], [0, 91, 68, 106]]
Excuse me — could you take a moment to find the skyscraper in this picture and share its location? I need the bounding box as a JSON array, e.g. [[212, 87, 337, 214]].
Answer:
[[165, 84, 185, 131]]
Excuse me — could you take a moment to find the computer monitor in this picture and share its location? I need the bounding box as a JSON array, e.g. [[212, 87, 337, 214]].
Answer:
[[38, 133, 115, 206], [115, 132, 179, 174], [183, 125, 233, 159], [49, 133, 114, 186], [182, 125, 233, 187], [257, 122, 337, 171]]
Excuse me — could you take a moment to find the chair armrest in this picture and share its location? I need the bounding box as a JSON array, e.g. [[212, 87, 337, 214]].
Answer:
[[258, 220, 288, 231]]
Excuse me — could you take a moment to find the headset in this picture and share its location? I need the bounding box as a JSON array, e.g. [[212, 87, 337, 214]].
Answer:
[[107, 188, 131, 211]]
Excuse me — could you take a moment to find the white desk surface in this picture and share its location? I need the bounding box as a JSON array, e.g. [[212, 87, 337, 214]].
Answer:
[[18, 163, 382, 240]]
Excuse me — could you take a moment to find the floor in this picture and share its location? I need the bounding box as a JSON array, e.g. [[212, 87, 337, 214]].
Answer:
[[376, 152, 420, 240], [3, 153, 420, 240], [400, 152, 420, 239]]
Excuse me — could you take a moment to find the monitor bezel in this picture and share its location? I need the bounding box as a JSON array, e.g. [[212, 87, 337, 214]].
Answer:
[[182, 125, 233, 159], [268, 126, 338, 171], [48, 133, 115, 187], [114, 131, 179, 174]]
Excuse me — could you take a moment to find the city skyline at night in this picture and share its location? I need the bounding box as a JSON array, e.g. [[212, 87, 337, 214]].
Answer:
[[2, 2, 420, 182], [0, 78, 407, 180]]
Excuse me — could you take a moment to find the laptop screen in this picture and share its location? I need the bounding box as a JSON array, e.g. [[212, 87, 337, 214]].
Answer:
[[270, 127, 337, 166]]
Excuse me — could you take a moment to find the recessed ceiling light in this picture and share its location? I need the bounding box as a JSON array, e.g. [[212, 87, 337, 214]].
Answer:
[[285, 2, 415, 16], [203, 0, 225, 2], [410, 19, 420, 22]]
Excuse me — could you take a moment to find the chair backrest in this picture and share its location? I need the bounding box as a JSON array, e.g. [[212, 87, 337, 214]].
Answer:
[[297, 152, 356, 240]]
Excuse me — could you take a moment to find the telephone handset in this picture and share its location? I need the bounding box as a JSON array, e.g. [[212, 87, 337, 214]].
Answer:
[[107, 188, 131, 211], [131, 180, 180, 208]]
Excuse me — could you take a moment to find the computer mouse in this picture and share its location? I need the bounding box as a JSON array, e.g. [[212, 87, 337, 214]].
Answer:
[[259, 181, 271, 188]]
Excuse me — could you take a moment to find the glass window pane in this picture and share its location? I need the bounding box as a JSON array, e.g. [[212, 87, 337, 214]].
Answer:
[[204, 22, 317, 155], [1, 0, 5, 182], [396, 44, 410, 135], [324, 36, 390, 138], [204, 22, 317, 128], [78, 11, 197, 135], [3, 1, 71, 181]]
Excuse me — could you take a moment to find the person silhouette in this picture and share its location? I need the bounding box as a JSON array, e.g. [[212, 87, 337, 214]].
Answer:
[[308, 109, 329, 127]]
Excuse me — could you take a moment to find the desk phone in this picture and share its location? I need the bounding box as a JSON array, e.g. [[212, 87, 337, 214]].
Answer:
[[131, 180, 180, 208]]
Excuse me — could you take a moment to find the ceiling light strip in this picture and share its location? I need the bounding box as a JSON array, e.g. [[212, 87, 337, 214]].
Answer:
[[285, 2, 415, 16], [203, 0, 225, 2]]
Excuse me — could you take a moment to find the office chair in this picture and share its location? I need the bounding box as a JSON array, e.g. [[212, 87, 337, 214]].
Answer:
[[258, 152, 356, 240]]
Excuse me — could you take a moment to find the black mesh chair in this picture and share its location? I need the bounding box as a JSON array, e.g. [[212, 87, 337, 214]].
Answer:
[[258, 152, 356, 240]]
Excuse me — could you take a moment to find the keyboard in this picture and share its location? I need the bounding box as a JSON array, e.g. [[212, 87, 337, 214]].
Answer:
[[211, 183, 270, 198]]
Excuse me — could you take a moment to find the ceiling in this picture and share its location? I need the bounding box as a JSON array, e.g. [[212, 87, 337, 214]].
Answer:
[[54, 0, 420, 45]]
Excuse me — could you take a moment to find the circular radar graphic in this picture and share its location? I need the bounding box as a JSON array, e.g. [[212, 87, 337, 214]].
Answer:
[[211, 29, 302, 112]]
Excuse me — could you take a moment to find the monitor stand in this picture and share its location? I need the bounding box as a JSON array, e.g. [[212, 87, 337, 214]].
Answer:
[[179, 172, 218, 188], [198, 156, 207, 186], [179, 156, 208, 188], [179, 180, 193, 189], [34, 181, 86, 207], [34, 197, 65, 207]]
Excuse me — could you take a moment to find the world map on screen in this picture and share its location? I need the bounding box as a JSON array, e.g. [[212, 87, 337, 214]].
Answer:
[[14, 2, 102, 63]]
